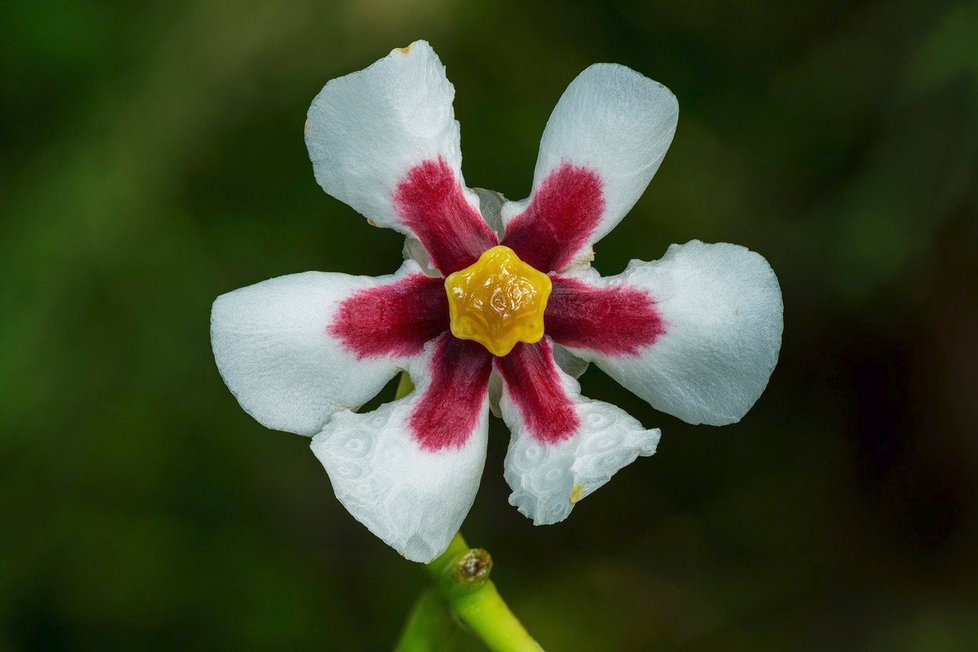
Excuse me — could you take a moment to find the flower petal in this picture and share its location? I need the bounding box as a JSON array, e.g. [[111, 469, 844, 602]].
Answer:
[[552, 342, 590, 379], [306, 41, 497, 274], [497, 339, 660, 525], [409, 336, 494, 451], [546, 273, 666, 355], [501, 64, 678, 272], [312, 333, 493, 562], [554, 240, 784, 426], [210, 262, 437, 436], [330, 269, 448, 359]]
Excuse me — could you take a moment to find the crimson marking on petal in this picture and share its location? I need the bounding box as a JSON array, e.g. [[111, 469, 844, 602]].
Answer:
[[394, 158, 498, 275], [410, 334, 493, 451], [546, 276, 665, 355], [502, 163, 605, 272], [495, 339, 579, 444], [330, 274, 449, 359]]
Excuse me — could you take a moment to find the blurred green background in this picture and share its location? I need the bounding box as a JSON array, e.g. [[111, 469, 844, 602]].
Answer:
[[2, 1, 978, 650]]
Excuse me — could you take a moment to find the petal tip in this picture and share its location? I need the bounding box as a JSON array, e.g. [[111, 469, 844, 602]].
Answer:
[[392, 39, 431, 57]]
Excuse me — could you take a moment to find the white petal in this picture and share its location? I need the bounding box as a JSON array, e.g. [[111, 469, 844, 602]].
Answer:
[[501, 63, 678, 267], [312, 336, 491, 562], [488, 343, 588, 424], [472, 187, 507, 239], [498, 342, 660, 526], [210, 262, 426, 436], [552, 342, 590, 379], [305, 40, 478, 232], [567, 240, 784, 426]]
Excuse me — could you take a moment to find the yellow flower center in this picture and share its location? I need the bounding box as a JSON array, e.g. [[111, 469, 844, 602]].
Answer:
[[445, 246, 552, 357]]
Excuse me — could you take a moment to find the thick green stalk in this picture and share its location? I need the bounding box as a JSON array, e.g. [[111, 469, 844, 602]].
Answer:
[[392, 374, 541, 652], [430, 533, 541, 651], [395, 589, 458, 652]]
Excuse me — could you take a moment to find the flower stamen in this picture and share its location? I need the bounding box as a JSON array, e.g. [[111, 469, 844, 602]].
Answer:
[[445, 246, 551, 357]]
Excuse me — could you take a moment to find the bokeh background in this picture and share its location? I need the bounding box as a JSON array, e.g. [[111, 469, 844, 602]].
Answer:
[[3, 1, 978, 650]]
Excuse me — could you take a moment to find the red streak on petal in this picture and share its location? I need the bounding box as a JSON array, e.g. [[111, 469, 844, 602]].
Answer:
[[502, 163, 605, 272], [495, 339, 579, 444], [330, 274, 448, 359], [394, 158, 498, 275], [546, 276, 665, 355], [410, 334, 493, 451]]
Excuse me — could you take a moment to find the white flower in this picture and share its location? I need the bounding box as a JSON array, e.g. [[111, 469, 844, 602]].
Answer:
[[210, 41, 783, 562]]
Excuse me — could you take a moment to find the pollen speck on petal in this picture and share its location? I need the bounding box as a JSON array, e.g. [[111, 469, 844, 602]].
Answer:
[[570, 483, 585, 503]]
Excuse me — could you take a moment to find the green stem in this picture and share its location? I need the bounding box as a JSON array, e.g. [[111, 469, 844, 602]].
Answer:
[[434, 533, 542, 651], [395, 589, 458, 652], [393, 374, 541, 652]]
